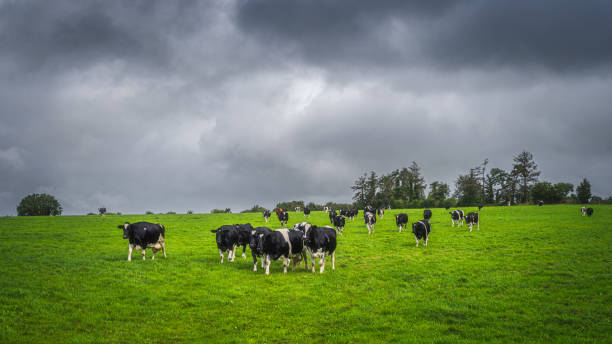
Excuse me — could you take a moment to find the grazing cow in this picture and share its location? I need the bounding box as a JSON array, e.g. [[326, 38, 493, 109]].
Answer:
[[364, 205, 375, 213], [263, 210, 271, 222], [586, 207, 594, 216], [350, 209, 358, 221], [277, 211, 289, 228], [445, 205, 450, 210], [298, 225, 337, 274], [465, 212, 479, 232], [581, 206, 586, 216], [340, 209, 348, 217], [303, 207, 311, 218], [412, 220, 431, 247], [295, 206, 301, 212], [256, 228, 308, 275], [119, 222, 166, 261], [449, 210, 460, 227], [332, 214, 346, 235], [235, 223, 254, 259], [396, 213, 408, 232], [249, 226, 272, 271], [423, 209, 432, 221], [377, 208, 384, 219], [328, 209, 337, 224], [478, 204, 483, 211], [457, 210, 465, 225], [211, 225, 240, 263], [538, 200, 544, 207], [364, 211, 376, 234]]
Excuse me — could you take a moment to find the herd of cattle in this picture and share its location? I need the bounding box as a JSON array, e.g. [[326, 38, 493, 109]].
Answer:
[[117, 205, 595, 274]]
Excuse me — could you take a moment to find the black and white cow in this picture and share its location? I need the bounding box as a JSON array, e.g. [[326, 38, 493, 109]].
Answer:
[[449, 211, 459, 227], [581, 206, 586, 216], [465, 212, 479, 232], [423, 209, 432, 221], [538, 200, 544, 207], [332, 214, 346, 235], [295, 206, 301, 212], [119, 222, 166, 261], [256, 228, 308, 275], [396, 213, 408, 232], [211, 225, 240, 263], [377, 208, 384, 219], [303, 207, 311, 218], [349, 209, 358, 221], [328, 209, 337, 224], [364, 211, 376, 234], [478, 204, 484, 211], [364, 205, 375, 213], [586, 207, 594, 216], [249, 226, 272, 271], [412, 220, 431, 247], [235, 223, 254, 259], [277, 211, 289, 228], [263, 210, 271, 222], [298, 225, 337, 274]]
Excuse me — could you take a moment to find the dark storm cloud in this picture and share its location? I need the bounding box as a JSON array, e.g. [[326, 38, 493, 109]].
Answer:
[[0, 0, 611, 215], [236, 0, 612, 72]]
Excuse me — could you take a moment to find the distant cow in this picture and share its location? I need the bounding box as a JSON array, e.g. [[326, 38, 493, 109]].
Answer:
[[478, 204, 483, 211], [119, 222, 167, 261], [298, 225, 337, 274], [249, 226, 272, 271], [303, 207, 311, 218], [332, 214, 346, 235], [323, 206, 331, 212], [538, 200, 544, 207], [396, 213, 408, 232], [277, 211, 289, 228], [445, 205, 450, 210], [412, 220, 431, 247], [581, 206, 586, 216], [449, 210, 463, 227], [586, 207, 594, 216], [364, 205, 375, 213], [256, 228, 308, 275], [465, 212, 479, 232], [423, 209, 432, 220], [328, 209, 337, 224], [295, 206, 301, 212], [263, 210, 271, 222], [377, 208, 384, 219], [364, 211, 376, 234]]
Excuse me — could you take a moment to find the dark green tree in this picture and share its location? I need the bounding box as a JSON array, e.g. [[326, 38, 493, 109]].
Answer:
[[552, 182, 573, 202], [351, 173, 368, 208], [428, 181, 450, 205], [407, 161, 426, 200], [576, 178, 592, 204], [511, 151, 541, 203], [17, 193, 62, 216], [454, 169, 482, 206], [366, 171, 379, 206]]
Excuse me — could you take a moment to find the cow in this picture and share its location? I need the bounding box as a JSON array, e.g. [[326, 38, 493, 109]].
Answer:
[[581, 206, 586, 216], [295, 206, 301, 212], [340, 209, 348, 217], [119, 222, 166, 261], [445, 205, 450, 210], [332, 214, 346, 235], [538, 200, 544, 207], [478, 204, 483, 211], [465, 212, 479, 232], [263, 210, 271, 222], [211, 225, 240, 263], [256, 228, 308, 275], [298, 225, 337, 274], [364, 205, 375, 213], [586, 207, 594, 216], [249, 226, 272, 271], [303, 207, 311, 218], [235, 223, 254, 259], [364, 211, 376, 234], [277, 211, 289, 228], [395, 213, 408, 232], [450, 210, 460, 227], [412, 220, 431, 247], [423, 209, 432, 221], [323, 206, 330, 212], [349, 209, 358, 221], [328, 209, 337, 224], [377, 208, 384, 219]]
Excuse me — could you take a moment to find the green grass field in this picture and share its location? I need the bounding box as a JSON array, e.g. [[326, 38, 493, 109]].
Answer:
[[0, 205, 610, 343]]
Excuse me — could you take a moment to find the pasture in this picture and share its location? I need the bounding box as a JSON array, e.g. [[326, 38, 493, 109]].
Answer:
[[0, 205, 610, 343]]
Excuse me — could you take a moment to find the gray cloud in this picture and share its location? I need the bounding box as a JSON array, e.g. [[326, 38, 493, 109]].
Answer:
[[0, 0, 611, 215]]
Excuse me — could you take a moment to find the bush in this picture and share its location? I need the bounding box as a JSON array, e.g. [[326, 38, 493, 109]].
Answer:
[[241, 205, 268, 213], [210, 209, 226, 214], [166, 211, 176, 214], [145, 211, 153, 215], [17, 193, 63, 216], [187, 210, 194, 214], [87, 212, 95, 216]]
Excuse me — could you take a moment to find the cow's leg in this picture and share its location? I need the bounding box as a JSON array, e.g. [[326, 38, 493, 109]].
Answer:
[[230, 244, 236, 262], [242, 244, 247, 259], [151, 248, 157, 260], [303, 251, 309, 270], [319, 255, 325, 274], [469, 224, 472, 232], [332, 251, 335, 270], [265, 255, 271, 275], [142, 248, 146, 260], [477, 221, 480, 231], [425, 232, 429, 246], [219, 249, 224, 263], [283, 257, 288, 274], [161, 242, 167, 258], [261, 256, 265, 268], [415, 235, 419, 247], [127, 244, 133, 261], [309, 251, 316, 273], [252, 252, 258, 272]]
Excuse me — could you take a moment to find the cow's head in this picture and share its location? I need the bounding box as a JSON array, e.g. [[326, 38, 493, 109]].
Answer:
[[118, 222, 130, 239]]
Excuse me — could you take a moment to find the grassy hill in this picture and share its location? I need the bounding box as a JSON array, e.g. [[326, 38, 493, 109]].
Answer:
[[0, 205, 610, 343]]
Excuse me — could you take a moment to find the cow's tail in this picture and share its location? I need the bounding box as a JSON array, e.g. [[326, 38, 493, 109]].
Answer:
[[160, 224, 166, 238]]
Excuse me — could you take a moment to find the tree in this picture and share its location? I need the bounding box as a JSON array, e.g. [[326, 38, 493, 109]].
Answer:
[[351, 174, 368, 208], [366, 171, 379, 206], [375, 174, 394, 208], [428, 181, 450, 204], [454, 169, 482, 206], [576, 178, 592, 204], [485, 168, 507, 203], [552, 183, 573, 203], [511, 151, 541, 203], [407, 161, 426, 200], [17, 193, 62, 216]]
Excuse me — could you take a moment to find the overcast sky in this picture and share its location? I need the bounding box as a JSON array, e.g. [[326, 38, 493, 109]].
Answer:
[[1, 0, 611, 215]]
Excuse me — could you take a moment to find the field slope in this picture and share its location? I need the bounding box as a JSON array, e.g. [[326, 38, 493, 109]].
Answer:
[[0, 205, 610, 343]]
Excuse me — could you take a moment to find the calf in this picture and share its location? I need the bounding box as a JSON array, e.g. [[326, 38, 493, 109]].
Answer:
[[586, 207, 594, 216], [263, 210, 271, 222], [249, 226, 272, 271], [332, 214, 346, 235], [364, 211, 376, 234], [423, 209, 432, 221], [377, 208, 384, 219], [581, 206, 586, 216], [412, 220, 431, 247], [299, 225, 337, 274], [538, 200, 544, 207], [396, 213, 408, 232], [303, 207, 311, 218], [465, 212, 479, 232], [257, 228, 308, 275], [277, 211, 289, 228], [119, 222, 166, 261], [449, 210, 460, 227], [211, 225, 240, 263]]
